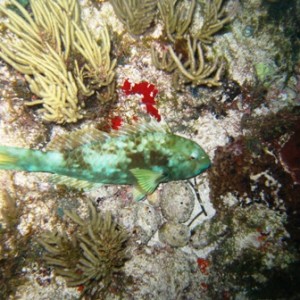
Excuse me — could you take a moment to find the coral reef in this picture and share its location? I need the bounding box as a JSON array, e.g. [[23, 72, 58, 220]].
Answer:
[[38, 200, 130, 298], [134, 202, 162, 243], [158, 181, 196, 247], [0, 0, 116, 123], [209, 108, 300, 242], [121, 79, 161, 121], [152, 36, 224, 89], [0, 0, 300, 298], [109, 0, 158, 35], [194, 0, 234, 44], [0, 183, 35, 299], [158, 0, 196, 42], [193, 204, 299, 299], [151, 0, 234, 90], [280, 124, 300, 184], [168, 36, 223, 87], [109, 0, 233, 90]]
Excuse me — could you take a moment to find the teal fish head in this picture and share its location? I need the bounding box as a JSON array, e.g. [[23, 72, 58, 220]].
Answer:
[[167, 135, 211, 181]]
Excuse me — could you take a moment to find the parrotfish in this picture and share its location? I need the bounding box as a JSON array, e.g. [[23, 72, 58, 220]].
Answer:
[[0, 120, 211, 200]]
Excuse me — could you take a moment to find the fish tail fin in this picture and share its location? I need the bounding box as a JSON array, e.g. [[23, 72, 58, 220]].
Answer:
[[0, 146, 64, 173], [0, 146, 46, 172], [0, 146, 21, 170]]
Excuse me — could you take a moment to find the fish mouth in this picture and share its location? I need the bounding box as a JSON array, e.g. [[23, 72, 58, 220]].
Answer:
[[197, 158, 211, 174]]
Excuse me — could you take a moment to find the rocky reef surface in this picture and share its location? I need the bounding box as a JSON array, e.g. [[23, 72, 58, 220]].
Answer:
[[0, 0, 299, 299]]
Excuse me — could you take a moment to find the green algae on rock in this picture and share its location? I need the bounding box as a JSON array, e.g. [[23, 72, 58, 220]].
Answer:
[[38, 200, 130, 298]]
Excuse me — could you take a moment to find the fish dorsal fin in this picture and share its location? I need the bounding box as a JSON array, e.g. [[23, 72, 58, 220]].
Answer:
[[47, 127, 108, 151], [130, 168, 163, 195], [111, 118, 171, 138], [50, 174, 102, 190], [138, 118, 171, 134]]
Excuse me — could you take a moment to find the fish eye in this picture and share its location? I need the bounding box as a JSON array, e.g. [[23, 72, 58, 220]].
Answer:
[[189, 150, 198, 160]]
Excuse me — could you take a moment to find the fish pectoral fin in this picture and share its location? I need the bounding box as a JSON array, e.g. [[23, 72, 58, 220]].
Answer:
[[130, 168, 162, 195], [50, 174, 102, 191], [132, 185, 147, 202]]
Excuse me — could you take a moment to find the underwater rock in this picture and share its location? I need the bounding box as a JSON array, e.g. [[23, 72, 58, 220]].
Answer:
[[280, 125, 300, 184], [190, 221, 212, 249], [147, 190, 160, 207], [160, 181, 195, 223], [210, 109, 300, 243], [159, 222, 191, 247], [191, 219, 228, 249], [134, 203, 162, 244], [203, 204, 298, 299], [124, 248, 192, 299]]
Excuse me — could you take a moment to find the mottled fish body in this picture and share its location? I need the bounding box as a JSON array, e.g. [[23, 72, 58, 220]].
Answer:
[[0, 120, 211, 200]]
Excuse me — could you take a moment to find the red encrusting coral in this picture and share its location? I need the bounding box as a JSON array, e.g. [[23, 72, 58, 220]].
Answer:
[[121, 79, 161, 121], [200, 282, 209, 291], [197, 258, 210, 275], [77, 285, 85, 293], [111, 116, 123, 130], [121, 79, 132, 95]]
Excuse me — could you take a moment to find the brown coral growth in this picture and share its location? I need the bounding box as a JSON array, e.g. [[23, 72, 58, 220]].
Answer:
[[39, 200, 130, 298]]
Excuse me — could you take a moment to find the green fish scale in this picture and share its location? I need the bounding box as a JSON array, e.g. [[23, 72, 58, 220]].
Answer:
[[59, 132, 176, 184]]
